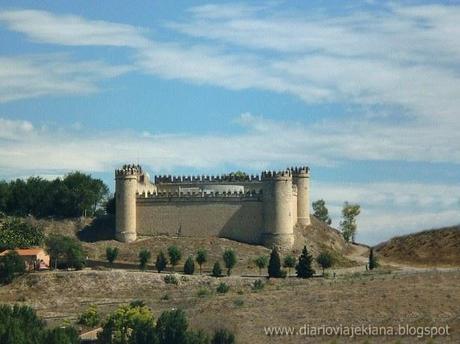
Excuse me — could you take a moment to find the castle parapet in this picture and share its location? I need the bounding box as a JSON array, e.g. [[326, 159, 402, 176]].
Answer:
[[154, 173, 262, 184], [116, 164, 142, 177], [138, 189, 263, 200]]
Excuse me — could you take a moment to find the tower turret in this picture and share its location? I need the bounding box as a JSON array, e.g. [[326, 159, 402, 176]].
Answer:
[[292, 166, 311, 226], [115, 164, 141, 242], [261, 169, 294, 249]]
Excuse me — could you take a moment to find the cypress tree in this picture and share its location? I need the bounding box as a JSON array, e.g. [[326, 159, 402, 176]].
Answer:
[[183, 256, 195, 275], [296, 245, 315, 278], [155, 251, 168, 273], [268, 247, 282, 278], [369, 248, 378, 270]]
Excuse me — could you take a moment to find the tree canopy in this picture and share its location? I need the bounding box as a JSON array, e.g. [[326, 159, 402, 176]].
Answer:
[[312, 199, 332, 225], [0, 218, 44, 250], [0, 172, 109, 218], [340, 202, 361, 243]]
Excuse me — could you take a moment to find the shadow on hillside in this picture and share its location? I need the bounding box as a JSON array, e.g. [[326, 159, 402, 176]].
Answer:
[[77, 215, 115, 242]]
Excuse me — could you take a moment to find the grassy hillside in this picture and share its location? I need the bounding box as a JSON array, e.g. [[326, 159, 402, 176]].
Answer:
[[24, 215, 358, 272], [375, 225, 460, 267]]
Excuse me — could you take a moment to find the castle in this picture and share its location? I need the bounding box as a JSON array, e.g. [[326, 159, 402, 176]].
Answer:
[[115, 164, 310, 249]]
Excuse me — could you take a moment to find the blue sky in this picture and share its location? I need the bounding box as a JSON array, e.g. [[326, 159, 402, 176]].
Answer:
[[0, 1, 459, 244]]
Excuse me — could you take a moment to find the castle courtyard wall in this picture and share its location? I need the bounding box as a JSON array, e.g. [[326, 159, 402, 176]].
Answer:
[[136, 197, 264, 244]]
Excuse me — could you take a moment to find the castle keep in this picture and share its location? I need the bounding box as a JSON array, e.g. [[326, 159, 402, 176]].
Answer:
[[115, 165, 310, 249]]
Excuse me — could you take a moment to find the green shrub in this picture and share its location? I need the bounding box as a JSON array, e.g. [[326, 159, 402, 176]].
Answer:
[[196, 287, 211, 298], [212, 261, 222, 277], [233, 298, 244, 307], [195, 249, 208, 274], [211, 329, 235, 344], [78, 304, 100, 327], [105, 247, 119, 266], [184, 256, 195, 275], [252, 279, 264, 292], [254, 256, 268, 276], [155, 251, 168, 272], [216, 282, 230, 294], [167, 246, 182, 271], [0, 218, 44, 250], [0, 251, 25, 284], [164, 274, 179, 285], [139, 249, 151, 270]]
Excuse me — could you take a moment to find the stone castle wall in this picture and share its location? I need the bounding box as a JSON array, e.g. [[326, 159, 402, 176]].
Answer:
[[136, 196, 263, 244], [115, 164, 310, 249]]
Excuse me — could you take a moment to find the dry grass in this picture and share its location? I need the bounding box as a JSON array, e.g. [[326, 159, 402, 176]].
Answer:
[[0, 269, 458, 343], [375, 225, 460, 267]]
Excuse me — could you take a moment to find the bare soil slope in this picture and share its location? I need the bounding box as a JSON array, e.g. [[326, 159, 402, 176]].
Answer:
[[375, 225, 460, 267]]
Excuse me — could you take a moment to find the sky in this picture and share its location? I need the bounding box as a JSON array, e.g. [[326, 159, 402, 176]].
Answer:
[[0, 0, 459, 245]]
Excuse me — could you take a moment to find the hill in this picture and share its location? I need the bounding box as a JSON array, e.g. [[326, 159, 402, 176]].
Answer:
[[375, 225, 460, 267], [24, 215, 359, 272]]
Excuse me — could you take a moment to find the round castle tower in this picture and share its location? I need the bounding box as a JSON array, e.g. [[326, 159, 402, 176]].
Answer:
[[115, 164, 141, 243], [261, 169, 294, 249], [292, 166, 311, 226]]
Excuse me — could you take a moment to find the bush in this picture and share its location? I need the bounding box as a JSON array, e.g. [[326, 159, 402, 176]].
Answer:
[[78, 304, 100, 327], [187, 330, 210, 344], [0, 304, 78, 344], [0, 251, 25, 284], [183, 256, 195, 275], [139, 249, 151, 270], [268, 247, 283, 278], [216, 282, 230, 294], [196, 287, 211, 298], [105, 247, 118, 266], [167, 246, 182, 271], [156, 309, 188, 344], [156, 251, 168, 272], [252, 279, 264, 292], [316, 251, 333, 275], [212, 262, 222, 277], [45, 234, 85, 270], [233, 298, 244, 307], [283, 255, 296, 276], [211, 329, 235, 344], [0, 218, 44, 250], [254, 256, 268, 276], [222, 249, 236, 276], [164, 274, 179, 285]]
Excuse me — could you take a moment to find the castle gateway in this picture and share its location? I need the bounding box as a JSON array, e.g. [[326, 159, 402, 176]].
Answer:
[[115, 165, 310, 249]]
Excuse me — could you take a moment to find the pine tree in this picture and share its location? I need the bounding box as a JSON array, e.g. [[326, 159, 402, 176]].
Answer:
[[296, 245, 315, 278], [268, 247, 282, 278], [212, 262, 222, 277], [155, 251, 168, 273], [183, 256, 195, 275]]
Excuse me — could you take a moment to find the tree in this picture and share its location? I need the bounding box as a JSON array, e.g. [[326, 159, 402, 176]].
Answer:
[[340, 202, 361, 243], [369, 248, 378, 270], [45, 234, 85, 269], [316, 252, 333, 275], [184, 256, 195, 275], [97, 304, 155, 344], [156, 251, 168, 272], [296, 245, 315, 278], [283, 255, 296, 276], [105, 195, 116, 215], [139, 249, 151, 270], [78, 304, 100, 327], [0, 218, 44, 250], [42, 327, 80, 344], [0, 251, 25, 284], [187, 330, 210, 344], [105, 247, 118, 267], [312, 199, 332, 225], [268, 247, 283, 278], [212, 262, 222, 277], [222, 249, 236, 276], [167, 246, 181, 271], [211, 329, 235, 344], [156, 309, 188, 344], [254, 256, 268, 276], [195, 249, 207, 273]]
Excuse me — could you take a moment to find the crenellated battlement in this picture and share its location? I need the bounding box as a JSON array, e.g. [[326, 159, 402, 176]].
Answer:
[[137, 189, 263, 200], [261, 169, 292, 180], [289, 166, 310, 176], [116, 164, 143, 177], [154, 174, 262, 184]]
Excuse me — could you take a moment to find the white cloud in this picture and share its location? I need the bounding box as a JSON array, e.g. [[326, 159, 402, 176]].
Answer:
[[0, 117, 33, 139], [0, 9, 149, 47], [0, 55, 132, 102]]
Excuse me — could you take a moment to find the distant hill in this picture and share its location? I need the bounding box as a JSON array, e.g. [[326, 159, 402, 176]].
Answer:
[[374, 225, 460, 267]]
